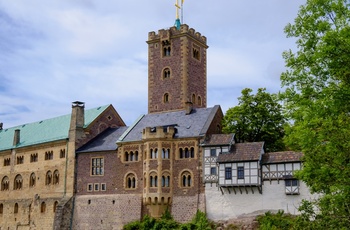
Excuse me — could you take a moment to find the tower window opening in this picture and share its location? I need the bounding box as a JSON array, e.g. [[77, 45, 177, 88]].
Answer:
[[164, 93, 169, 103], [163, 68, 171, 79], [192, 94, 196, 104]]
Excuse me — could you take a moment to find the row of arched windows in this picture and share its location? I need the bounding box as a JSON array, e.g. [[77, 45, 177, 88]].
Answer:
[[179, 147, 195, 159], [125, 151, 139, 162], [1, 170, 59, 191], [124, 170, 193, 189], [163, 92, 202, 106], [149, 148, 170, 159], [0, 201, 58, 215]]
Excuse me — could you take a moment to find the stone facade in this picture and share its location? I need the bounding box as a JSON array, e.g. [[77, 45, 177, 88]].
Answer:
[[147, 24, 208, 113], [0, 103, 125, 229]]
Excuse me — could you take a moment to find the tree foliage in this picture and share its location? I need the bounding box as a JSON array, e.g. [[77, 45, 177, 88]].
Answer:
[[222, 88, 286, 152], [281, 0, 350, 228]]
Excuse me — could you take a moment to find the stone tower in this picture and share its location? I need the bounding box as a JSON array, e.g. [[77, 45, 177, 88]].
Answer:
[[147, 24, 208, 114]]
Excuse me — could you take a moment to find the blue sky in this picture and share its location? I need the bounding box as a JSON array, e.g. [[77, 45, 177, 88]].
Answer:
[[0, 0, 305, 128]]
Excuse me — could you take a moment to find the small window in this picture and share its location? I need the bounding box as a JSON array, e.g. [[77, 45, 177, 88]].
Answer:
[[197, 96, 202, 106], [285, 179, 300, 195], [192, 94, 196, 104], [91, 158, 104, 176], [101, 183, 106, 191], [126, 173, 136, 189], [1, 176, 9, 191], [16, 156, 24, 164], [0, 203, 3, 214], [162, 148, 170, 159], [53, 201, 58, 212], [53, 170, 59, 185], [150, 149, 158, 159], [225, 167, 232, 180], [237, 167, 244, 179], [29, 173, 36, 187], [41, 202, 46, 213], [14, 203, 19, 214], [210, 149, 216, 157], [60, 149, 66, 158], [46, 171, 52, 185], [30, 153, 38, 162], [162, 40, 171, 57], [87, 183, 93, 192], [4, 158, 10, 166], [94, 183, 99, 191], [210, 167, 217, 175], [193, 46, 200, 60], [180, 171, 192, 187], [150, 175, 158, 187], [13, 174, 23, 190], [45, 151, 53, 160], [163, 68, 171, 79], [162, 175, 170, 187], [164, 93, 169, 103]]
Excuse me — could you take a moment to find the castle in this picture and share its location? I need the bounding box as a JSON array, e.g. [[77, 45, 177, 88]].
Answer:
[[0, 22, 315, 229]]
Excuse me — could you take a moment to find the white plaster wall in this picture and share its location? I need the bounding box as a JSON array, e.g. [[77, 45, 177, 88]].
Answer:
[[205, 181, 317, 221]]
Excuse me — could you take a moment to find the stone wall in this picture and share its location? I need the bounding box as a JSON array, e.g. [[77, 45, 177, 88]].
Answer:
[[171, 194, 206, 223], [205, 181, 317, 221], [72, 194, 142, 230]]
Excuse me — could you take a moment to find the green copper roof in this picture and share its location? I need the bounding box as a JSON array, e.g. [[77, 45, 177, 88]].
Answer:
[[0, 105, 110, 151]]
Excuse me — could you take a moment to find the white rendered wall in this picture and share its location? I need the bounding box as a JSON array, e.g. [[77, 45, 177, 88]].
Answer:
[[205, 180, 316, 221]]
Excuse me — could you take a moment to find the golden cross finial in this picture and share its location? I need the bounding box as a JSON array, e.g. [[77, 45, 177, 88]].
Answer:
[[175, 0, 181, 19]]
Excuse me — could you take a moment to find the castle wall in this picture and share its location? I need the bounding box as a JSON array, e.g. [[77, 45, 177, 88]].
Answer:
[[171, 194, 206, 223], [72, 194, 142, 230], [205, 181, 316, 221]]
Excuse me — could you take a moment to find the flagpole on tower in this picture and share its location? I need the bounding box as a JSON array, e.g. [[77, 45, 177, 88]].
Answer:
[[181, 0, 184, 25]]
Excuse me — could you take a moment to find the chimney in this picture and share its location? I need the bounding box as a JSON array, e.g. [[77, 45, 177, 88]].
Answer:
[[71, 101, 85, 129], [185, 101, 193, 115], [13, 129, 20, 146]]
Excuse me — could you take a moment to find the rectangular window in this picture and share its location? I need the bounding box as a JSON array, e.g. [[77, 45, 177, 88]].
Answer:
[[210, 167, 217, 175], [91, 158, 104, 176], [94, 183, 99, 191], [210, 149, 216, 157], [237, 166, 244, 179], [101, 183, 106, 191], [87, 183, 93, 192], [225, 167, 232, 180], [285, 179, 300, 195]]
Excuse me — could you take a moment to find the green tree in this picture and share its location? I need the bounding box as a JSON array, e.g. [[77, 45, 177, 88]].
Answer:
[[222, 88, 285, 152], [281, 0, 350, 228]]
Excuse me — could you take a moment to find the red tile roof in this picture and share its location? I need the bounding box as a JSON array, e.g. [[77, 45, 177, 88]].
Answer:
[[201, 134, 235, 146], [262, 151, 303, 164], [217, 142, 264, 162]]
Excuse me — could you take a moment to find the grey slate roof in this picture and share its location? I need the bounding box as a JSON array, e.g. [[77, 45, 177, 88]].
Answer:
[[77, 126, 128, 153], [217, 142, 264, 163], [120, 106, 220, 142]]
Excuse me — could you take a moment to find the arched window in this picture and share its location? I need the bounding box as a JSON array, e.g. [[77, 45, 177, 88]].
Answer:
[[150, 148, 158, 159], [14, 203, 18, 214], [163, 68, 171, 79], [53, 201, 58, 212], [162, 175, 170, 187], [130, 152, 134, 161], [179, 148, 183, 159], [184, 148, 189, 158], [164, 93, 169, 103], [53, 170, 59, 185], [150, 172, 158, 187], [125, 152, 129, 161], [197, 96, 202, 106], [181, 171, 192, 187], [126, 173, 136, 189], [190, 147, 195, 158], [0, 203, 3, 214], [41, 202, 46, 213], [192, 94, 196, 104], [13, 174, 22, 190], [162, 148, 170, 159], [135, 151, 139, 161], [46, 171, 52, 185], [29, 173, 36, 187], [1, 176, 9, 191]]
